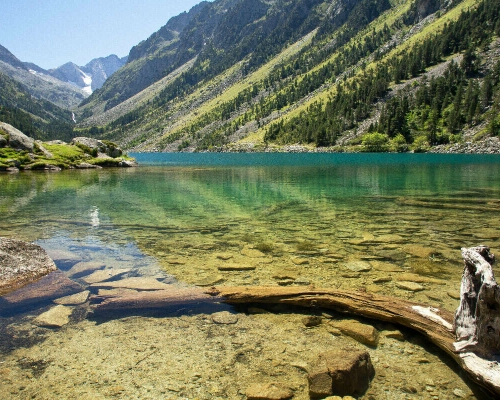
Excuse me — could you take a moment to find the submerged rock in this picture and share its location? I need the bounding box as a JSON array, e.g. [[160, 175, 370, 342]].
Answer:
[[303, 316, 323, 327], [241, 247, 266, 258], [344, 261, 372, 273], [81, 269, 129, 284], [218, 263, 256, 271], [246, 382, 293, 400], [308, 348, 375, 398], [331, 320, 379, 347], [211, 311, 238, 325], [1, 271, 83, 311], [34, 305, 73, 328], [90, 277, 171, 291], [382, 330, 405, 341], [0, 237, 57, 296], [67, 261, 105, 278], [54, 290, 90, 305], [396, 281, 425, 292], [44, 249, 81, 270]]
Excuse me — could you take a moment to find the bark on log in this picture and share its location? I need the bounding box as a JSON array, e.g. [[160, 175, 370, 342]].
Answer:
[[91, 284, 500, 396]]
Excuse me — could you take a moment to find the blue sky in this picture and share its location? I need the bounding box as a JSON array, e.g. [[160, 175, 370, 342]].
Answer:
[[1, 0, 207, 70]]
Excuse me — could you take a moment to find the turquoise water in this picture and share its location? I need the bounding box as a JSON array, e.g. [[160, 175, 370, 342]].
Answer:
[[1, 153, 499, 303]]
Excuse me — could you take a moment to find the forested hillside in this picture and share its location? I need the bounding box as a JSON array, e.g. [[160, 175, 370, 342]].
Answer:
[[0, 72, 75, 141], [70, 0, 500, 152]]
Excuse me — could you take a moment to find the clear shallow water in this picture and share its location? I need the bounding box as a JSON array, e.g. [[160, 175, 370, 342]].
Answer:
[[1, 153, 500, 302], [1, 153, 500, 399]]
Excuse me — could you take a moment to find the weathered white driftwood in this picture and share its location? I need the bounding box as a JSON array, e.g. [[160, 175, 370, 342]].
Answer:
[[452, 246, 500, 396], [454, 245, 500, 353], [90, 246, 500, 396]]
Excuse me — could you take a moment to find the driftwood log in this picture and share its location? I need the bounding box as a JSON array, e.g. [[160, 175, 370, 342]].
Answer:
[[90, 246, 500, 397]]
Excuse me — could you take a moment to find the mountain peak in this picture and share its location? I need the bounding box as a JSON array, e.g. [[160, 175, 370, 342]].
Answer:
[[0, 44, 27, 70]]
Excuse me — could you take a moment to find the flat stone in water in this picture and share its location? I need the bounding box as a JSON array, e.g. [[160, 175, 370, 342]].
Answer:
[[34, 305, 72, 328], [241, 248, 266, 258], [218, 263, 256, 271], [81, 269, 129, 284], [370, 261, 404, 272], [165, 257, 186, 265], [447, 291, 461, 300], [403, 245, 436, 258], [397, 273, 445, 285], [67, 261, 105, 278], [246, 382, 293, 400], [291, 257, 309, 265], [332, 319, 379, 347], [344, 261, 372, 272], [373, 276, 392, 284], [374, 234, 405, 243], [90, 277, 171, 291], [54, 290, 90, 305], [211, 311, 238, 324], [196, 275, 225, 287], [382, 330, 405, 341], [45, 249, 81, 266], [396, 281, 425, 292]]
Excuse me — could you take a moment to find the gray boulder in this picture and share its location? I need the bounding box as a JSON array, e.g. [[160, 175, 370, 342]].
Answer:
[[0, 122, 34, 152], [71, 137, 123, 158], [0, 237, 57, 296]]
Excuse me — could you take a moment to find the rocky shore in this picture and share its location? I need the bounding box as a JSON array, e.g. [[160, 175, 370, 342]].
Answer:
[[0, 122, 137, 172], [210, 136, 500, 154]]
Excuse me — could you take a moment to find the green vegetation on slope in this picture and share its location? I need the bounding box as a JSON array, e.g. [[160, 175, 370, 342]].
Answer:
[[0, 73, 76, 142], [265, 0, 500, 150], [74, 0, 500, 153]]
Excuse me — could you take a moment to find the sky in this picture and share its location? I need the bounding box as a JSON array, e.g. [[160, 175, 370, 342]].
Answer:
[[0, 0, 208, 70]]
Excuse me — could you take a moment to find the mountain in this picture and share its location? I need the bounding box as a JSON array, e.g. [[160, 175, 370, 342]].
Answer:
[[5, 0, 500, 153], [82, 55, 128, 91], [0, 44, 88, 109], [0, 44, 126, 110], [48, 55, 127, 95], [0, 71, 75, 141]]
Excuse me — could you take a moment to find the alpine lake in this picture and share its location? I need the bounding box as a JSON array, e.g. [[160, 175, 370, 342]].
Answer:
[[1, 153, 500, 399]]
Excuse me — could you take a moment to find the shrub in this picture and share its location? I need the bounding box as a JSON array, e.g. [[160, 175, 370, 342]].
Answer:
[[361, 132, 390, 152], [390, 134, 408, 152], [411, 136, 430, 153]]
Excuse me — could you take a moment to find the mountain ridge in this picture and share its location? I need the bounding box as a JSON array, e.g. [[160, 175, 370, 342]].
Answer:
[[73, 0, 500, 153], [1, 0, 499, 153], [0, 43, 126, 109]]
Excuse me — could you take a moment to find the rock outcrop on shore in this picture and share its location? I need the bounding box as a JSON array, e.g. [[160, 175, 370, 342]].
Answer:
[[0, 122, 34, 152], [0, 122, 137, 171], [0, 237, 57, 296]]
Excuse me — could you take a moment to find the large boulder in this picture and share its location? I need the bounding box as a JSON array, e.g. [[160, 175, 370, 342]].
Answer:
[[308, 348, 375, 398], [71, 137, 123, 158], [0, 122, 34, 152], [0, 237, 57, 296]]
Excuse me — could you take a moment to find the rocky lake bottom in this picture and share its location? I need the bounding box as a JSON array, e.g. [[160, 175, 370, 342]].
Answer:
[[1, 155, 500, 399]]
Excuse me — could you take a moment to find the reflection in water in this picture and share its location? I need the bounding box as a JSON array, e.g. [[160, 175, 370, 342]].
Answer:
[[0, 154, 499, 399], [89, 207, 100, 228]]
